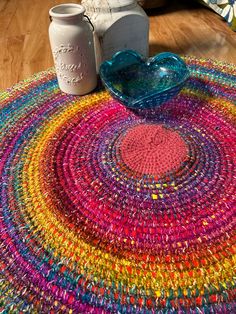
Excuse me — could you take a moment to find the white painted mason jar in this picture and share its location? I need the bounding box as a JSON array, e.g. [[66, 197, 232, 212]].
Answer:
[[81, 0, 149, 67], [49, 4, 97, 95]]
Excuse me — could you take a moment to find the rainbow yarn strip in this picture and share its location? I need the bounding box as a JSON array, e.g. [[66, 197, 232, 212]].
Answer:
[[0, 57, 236, 313]]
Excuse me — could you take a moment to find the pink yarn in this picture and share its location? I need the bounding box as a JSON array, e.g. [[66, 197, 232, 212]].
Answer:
[[120, 124, 188, 176]]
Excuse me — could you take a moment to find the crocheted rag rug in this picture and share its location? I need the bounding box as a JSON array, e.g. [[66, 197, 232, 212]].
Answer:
[[0, 57, 236, 313]]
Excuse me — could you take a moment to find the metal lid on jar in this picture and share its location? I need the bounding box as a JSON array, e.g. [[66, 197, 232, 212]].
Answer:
[[81, 0, 137, 13]]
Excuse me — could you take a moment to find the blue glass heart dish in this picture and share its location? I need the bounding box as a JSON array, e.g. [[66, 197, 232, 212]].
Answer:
[[99, 50, 190, 110]]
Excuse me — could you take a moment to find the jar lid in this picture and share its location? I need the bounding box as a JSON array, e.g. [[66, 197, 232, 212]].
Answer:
[[81, 0, 137, 13]]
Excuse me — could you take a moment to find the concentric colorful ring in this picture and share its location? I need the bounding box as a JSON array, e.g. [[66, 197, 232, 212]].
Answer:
[[0, 57, 236, 313]]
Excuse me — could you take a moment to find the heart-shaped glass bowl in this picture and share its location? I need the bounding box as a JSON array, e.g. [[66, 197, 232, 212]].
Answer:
[[99, 50, 190, 110]]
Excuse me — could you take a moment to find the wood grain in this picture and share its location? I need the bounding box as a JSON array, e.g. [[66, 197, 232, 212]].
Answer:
[[0, 0, 235, 90]]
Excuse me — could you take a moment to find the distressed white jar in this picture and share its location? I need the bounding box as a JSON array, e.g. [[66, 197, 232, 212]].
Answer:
[[81, 0, 149, 67], [49, 4, 97, 95]]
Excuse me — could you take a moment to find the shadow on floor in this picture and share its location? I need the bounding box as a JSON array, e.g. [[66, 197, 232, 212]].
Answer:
[[145, 0, 205, 17]]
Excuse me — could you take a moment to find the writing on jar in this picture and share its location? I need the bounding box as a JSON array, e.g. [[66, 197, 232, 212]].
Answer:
[[53, 44, 84, 85], [53, 44, 80, 59], [57, 72, 84, 84], [59, 62, 82, 72]]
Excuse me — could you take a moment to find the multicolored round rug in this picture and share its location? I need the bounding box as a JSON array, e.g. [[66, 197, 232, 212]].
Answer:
[[0, 57, 236, 313]]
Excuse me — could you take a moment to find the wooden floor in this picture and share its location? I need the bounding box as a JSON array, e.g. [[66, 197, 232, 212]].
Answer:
[[0, 0, 235, 90]]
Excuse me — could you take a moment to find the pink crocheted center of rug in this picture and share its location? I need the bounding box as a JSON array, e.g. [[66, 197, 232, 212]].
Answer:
[[120, 124, 188, 176]]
